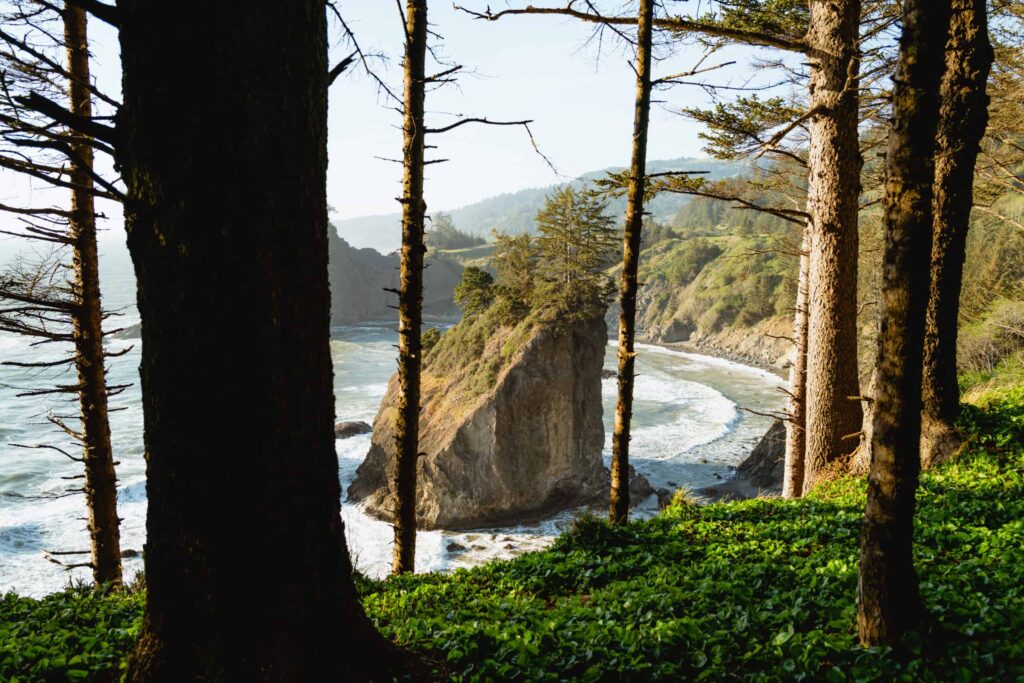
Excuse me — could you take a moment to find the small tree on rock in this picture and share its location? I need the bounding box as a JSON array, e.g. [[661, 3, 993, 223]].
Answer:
[[454, 266, 495, 317]]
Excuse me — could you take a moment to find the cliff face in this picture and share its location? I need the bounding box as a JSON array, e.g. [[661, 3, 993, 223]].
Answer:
[[328, 228, 462, 324], [347, 313, 608, 530]]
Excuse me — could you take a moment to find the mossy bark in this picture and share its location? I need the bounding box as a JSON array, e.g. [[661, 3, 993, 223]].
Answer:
[[858, 0, 952, 647], [65, 4, 122, 588], [801, 0, 864, 492], [610, 0, 654, 525], [117, 1, 402, 678], [921, 0, 993, 468], [393, 0, 428, 575]]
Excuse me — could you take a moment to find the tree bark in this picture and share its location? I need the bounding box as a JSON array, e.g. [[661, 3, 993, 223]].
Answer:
[[920, 0, 993, 469], [801, 0, 864, 493], [118, 1, 401, 678], [393, 0, 427, 575], [65, 2, 122, 588], [783, 228, 809, 498], [610, 0, 653, 526], [858, 0, 952, 647]]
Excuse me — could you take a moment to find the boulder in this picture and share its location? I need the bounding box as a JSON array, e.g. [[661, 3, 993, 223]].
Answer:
[[348, 314, 609, 530], [736, 419, 786, 488], [334, 420, 372, 439]]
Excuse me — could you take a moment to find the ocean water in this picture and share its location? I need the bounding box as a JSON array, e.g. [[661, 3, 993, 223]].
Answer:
[[0, 237, 786, 596]]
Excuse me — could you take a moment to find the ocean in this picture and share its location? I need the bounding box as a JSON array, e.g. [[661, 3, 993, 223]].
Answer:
[[0, 236, 785, 596]]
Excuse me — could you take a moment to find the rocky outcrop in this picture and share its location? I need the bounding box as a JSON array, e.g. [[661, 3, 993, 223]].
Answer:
[[335, 421, 372, 439], [328, 227, 463, 324], [697, 419, 786, 502], [687, 317, 794, 370], [735, 419, 786, 488], [348, 314, 611, 530]]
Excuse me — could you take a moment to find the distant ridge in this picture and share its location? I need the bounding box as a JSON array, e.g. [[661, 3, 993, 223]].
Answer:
[[333, 157, 744, 253]]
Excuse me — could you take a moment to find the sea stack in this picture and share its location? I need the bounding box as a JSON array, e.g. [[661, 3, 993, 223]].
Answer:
[[347, 312, 608, 529]]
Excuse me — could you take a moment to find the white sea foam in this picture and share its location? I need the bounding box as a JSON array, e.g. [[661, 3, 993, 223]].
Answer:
[[0, 322, 784, 596]]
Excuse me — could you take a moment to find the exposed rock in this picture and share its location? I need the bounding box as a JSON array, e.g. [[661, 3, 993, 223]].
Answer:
[[654, 319, 695, 344], [601, 369, 616, 379], [735, 419, 786, 488], [348, 314, 609, 530], [622, 465, 655, 503], [689, 317, 794, 370], [111, 322, 142, 340], [446, 541, 466, 553], [656, 488, 673, 509], [334, 421, 372, 439], [121, 548, 141, 558], [697, 419, 786, 502], [328, 228, 463, 324]]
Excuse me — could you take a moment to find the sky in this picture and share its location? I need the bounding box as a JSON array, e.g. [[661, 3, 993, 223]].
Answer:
[[0, 2, 783, 250]]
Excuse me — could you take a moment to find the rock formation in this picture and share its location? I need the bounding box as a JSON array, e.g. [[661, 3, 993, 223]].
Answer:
[[328, 227, 463, 324], [697, 419, 786, 501], [348, 313, 611, 530], [335, 421, 372, 439]]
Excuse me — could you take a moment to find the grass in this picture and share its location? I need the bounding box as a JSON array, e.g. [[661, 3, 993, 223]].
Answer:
[[3, 390, 1024, 682]]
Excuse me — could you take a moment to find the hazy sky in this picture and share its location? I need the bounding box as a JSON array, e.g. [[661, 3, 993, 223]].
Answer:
[[328, 3, 773, 219], [0, 2, 783, 246]]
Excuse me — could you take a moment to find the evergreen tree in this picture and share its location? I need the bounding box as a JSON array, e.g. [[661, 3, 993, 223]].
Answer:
[[857, 0, 952, 647], [491, 231, 537, 323], [454, 266, 495, 317], [533, 186, 617, 320], [0, 0, 123, 586], [117, 1, 409, 677]]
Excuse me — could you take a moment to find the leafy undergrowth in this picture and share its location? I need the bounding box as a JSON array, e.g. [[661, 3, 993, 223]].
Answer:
[[4, 391, 1024, 682], [0, 584, 143, 682]]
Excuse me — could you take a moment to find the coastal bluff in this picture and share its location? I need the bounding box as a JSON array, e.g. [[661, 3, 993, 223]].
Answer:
[[328, 228, 462, 324], [348, 312, 611, 530]]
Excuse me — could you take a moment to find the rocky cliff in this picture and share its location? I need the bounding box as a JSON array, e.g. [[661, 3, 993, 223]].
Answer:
[[347, 311, 610, 530], [328, 227, 463, 324]]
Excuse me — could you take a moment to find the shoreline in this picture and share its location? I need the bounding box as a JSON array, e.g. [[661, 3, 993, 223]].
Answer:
[[638, 336, 788, 504], [651, 337, 789, 380]]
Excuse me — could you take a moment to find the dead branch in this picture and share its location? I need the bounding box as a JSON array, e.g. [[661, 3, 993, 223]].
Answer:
[[453, 3, 807, 53], [10, 442, 82, 462]]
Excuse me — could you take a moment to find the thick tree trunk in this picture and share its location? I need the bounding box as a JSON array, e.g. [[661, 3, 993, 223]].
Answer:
[[393, 0, 427, 575], [801, 0, 864, 493], [921, 0, 993, 468], [65, 3, 122, 588], [858, 0, 952, 647], [118, 2, 400, 678], [610, 0, 653, 525], [783, 229, 809, 498]]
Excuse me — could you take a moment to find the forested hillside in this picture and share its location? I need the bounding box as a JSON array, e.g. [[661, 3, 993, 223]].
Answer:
[[334, 157, 742, 251], [623, 191, 1024, 385]]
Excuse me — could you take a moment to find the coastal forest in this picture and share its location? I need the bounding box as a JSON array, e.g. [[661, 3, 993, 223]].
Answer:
[[1, 0, 1024, 681]]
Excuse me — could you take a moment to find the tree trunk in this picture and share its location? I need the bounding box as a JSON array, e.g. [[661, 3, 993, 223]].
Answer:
[[920, 0, 993, 469], [65, 3, 122, 588], [857, 0, 952, 647], [393, 0, 427, 575], [801, 0, 864, 493], [610, 0, 653, 525], [783, 228, 809, 498], [118, 2, 401, 678]]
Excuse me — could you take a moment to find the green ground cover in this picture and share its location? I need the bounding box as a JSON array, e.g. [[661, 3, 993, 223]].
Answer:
[[4, 389, 1023, 682]]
